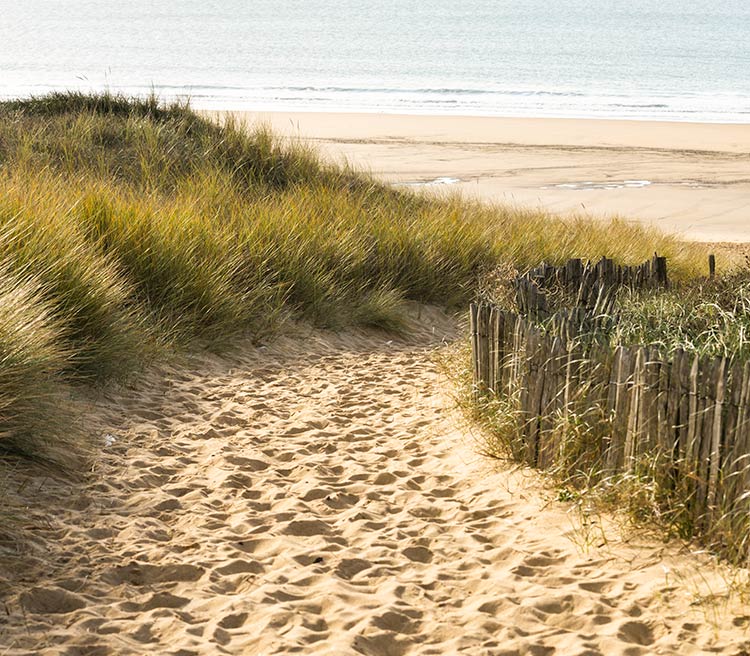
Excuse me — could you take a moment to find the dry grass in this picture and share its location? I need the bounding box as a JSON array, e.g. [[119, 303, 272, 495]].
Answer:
[[460, 263, 750, 565], [612, 271, 750, 359], [0, 91, 708, 466]]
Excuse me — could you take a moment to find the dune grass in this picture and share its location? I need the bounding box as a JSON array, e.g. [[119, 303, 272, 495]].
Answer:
[[0, 91, 709, 465], [0, 269, 81, 464], [611, 271, 750, 359], [461, 261, 750, 563]]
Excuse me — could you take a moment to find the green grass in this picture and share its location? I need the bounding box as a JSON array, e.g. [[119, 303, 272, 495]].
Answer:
[[0, 268, 82, 464], [611, 271, 750, 359], [0, 91, 709, 465]]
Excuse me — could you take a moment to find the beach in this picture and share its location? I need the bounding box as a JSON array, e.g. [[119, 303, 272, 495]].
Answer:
[[2, 309, 750, 654], [3, 0, 750, 651], [2, 98, 750, 654], [209, 112, 750, 244]]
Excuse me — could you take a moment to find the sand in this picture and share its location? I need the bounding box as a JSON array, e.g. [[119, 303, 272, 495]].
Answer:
[[1, 308, 750, 655], [206, 111, 750, 243]]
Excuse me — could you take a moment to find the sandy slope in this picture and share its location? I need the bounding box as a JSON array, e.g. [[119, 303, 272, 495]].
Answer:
[[1, 309, 750, 655], [207, 111, 750, 243]]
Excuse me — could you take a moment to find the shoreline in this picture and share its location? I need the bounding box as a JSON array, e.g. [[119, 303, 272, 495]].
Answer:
[[206, 110, 750, 243]]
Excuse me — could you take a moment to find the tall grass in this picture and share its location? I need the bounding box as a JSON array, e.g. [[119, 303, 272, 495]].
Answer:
[[612, 271, 750, 359], [0, 182, 150, 379], [0, 268, 81, 464], [463, 265, 750, 563], [0, 91, 709, 464]]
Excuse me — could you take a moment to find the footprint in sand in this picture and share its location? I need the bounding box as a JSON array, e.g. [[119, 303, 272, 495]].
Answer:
[[4, 323, 750, 655], [19, 587, 86, 614]]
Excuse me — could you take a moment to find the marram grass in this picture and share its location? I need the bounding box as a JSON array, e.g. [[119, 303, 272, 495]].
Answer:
[[0, 268, 82, 464], [612, 272, 750, 360], [0, 91, 708, 465], [462, 263, 750, 564]]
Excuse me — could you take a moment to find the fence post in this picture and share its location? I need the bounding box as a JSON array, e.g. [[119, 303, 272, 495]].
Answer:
[[624, 347, 645, 472], [470, 303, 479, 396], [707, 357, 727, 527], [652, 255, 668, 288]]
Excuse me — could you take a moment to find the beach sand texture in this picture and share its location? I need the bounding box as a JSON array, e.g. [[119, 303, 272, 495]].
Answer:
[[2, 308, 749, 655], [211, 112, 750, 243]]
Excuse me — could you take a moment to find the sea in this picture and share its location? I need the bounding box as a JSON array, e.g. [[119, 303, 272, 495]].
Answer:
[[2, 0, 749, 122]]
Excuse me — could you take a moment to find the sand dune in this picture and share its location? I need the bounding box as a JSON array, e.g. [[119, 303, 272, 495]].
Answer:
[[1, 308, 750, 654], [208, 111, 750, 244]]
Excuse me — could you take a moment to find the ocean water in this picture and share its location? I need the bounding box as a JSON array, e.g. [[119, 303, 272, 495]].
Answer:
[[2, 0, 749, 122]]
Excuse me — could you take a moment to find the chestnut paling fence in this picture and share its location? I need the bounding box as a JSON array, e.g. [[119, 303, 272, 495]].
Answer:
[[470, 255, 750, 553]]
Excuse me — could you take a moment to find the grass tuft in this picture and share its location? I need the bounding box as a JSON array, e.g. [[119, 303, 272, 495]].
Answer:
[[613, 270, 750, 359], [0, 268, 81, 465]]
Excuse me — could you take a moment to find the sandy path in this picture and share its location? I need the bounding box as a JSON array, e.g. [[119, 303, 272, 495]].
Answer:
[[1, 310, 749, 655]]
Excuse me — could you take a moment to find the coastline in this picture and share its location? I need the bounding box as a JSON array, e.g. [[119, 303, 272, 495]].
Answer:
[[205, 111, 750, 243], [5, 95, 750, 654]]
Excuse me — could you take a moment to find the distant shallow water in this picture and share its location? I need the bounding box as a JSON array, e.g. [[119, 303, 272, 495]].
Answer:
[[541, 179, 735, 191], [395, 177, 462, 188], [543, 180, 653, 191], [2, 0, 749, 123]]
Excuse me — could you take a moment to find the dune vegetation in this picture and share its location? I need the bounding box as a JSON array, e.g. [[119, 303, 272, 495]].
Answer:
[[611, 273, 750, 360], [459, 254, 750, 563], [0, 91, 709, 466]]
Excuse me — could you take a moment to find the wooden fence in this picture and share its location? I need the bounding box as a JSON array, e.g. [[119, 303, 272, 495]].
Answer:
[[470, 256, 750, 547], [515, 254, 668, 318]]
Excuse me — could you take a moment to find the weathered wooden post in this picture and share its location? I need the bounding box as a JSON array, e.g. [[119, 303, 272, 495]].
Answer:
[[470, 303, 478, 377], [706, 357, 727, 528], [709, 254, 716, 279], [652, 254, 668, 288]]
